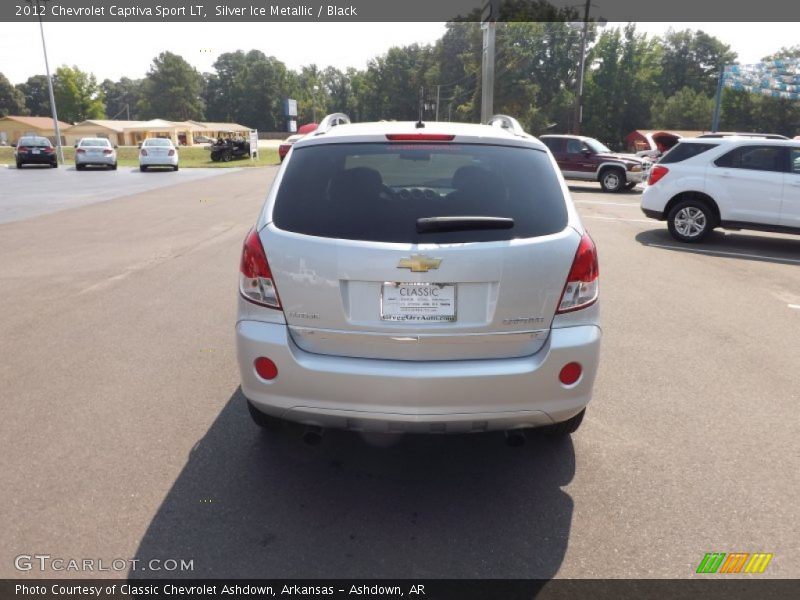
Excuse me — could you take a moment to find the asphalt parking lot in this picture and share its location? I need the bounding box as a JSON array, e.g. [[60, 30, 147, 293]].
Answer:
[[1, 169, 798, 579], [0, 165, 242, 225]]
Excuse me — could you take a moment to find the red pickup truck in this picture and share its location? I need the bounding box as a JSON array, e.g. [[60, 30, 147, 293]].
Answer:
[[540, 134, 651, 193]]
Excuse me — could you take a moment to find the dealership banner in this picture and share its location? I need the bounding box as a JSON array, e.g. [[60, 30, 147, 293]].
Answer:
[[724, 60, 800, 101], [3, 0, 800, 22]]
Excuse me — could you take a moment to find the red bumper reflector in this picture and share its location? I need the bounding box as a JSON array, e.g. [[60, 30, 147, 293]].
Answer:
[[559, 362, 582, 385], [254, 357, 278, 380]]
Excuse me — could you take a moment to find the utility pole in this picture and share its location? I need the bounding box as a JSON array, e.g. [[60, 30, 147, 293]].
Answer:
[[572, 0, 591, 135], [711, 66, 726, 132], [28, 0, 64, 164], [435, 85, 440, 121], [480, 0, 499, 123]]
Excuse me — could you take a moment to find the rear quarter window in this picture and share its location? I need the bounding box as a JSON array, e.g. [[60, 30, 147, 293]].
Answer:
[[659, 142, 718, 164], [272, 143, 568, 244]]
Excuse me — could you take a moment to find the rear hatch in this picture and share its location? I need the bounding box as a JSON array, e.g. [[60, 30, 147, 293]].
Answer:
[[264, 139, 579, 361]]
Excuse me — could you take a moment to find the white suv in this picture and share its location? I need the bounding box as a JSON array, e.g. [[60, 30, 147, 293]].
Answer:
[[641, 137, 800, 242], [236, 114, 601, 442]]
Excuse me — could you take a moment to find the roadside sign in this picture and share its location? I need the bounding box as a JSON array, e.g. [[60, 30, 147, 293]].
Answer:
[[249, 130, 258, 159]]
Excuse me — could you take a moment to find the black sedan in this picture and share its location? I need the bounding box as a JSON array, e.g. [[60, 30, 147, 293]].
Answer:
[[14, 136, 58, 168]]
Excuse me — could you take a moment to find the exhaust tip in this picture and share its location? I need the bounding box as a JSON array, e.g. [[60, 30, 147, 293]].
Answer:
[[302, 425, 324, 446], [505, 430, 526, 447]]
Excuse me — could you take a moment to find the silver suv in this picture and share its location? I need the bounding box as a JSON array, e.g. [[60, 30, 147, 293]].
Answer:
[[236, 114, 601, 442]]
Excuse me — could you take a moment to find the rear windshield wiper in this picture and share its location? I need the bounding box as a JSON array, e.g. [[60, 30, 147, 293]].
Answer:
[[416, 216, 514, 233]]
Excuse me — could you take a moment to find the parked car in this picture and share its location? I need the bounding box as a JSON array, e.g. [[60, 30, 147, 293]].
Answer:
[[278, 134, 304, 161], [540, 134, 650, 192], [641, 137, 800, 242], [74, 138, 117, 170], [193, 135, 215, 144], [237, 113, 601, 443], [139, 138, 179, 172], [13, 136, 57, 169]]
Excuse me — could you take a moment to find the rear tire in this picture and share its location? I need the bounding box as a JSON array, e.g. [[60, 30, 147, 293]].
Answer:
[[51, 162, 58, 168], [546, 409, 585, 437], [111, 163, 117, 171], [599, 167, 625, 193], [173, 165, 179, 171], [247, 400, 283, 431], [16, 161, 22, 169], [667, 198, 715, 243], [139, 165, 147, 172], [76, 164, 84, 171]]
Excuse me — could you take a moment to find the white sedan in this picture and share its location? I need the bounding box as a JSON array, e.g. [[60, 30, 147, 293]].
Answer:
[[139, 138, 179, 172]]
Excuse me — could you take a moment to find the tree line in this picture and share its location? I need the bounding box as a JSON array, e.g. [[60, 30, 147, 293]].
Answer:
[[1, 22, 799, 148]]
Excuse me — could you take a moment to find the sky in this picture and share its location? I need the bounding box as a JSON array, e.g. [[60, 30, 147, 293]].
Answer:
[[0, 21, 798, 85]]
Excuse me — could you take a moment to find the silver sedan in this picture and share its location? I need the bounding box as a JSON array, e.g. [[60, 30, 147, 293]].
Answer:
[[139, 138, 179, 172], [75, 138, 117, 170]]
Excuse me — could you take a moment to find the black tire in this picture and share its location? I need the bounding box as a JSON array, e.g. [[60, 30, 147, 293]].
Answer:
[[667, 198, 715, 243], [624, 181, 638, 190], [222, 150, 232, 162], [51, 162, 58, 168], [16, 161, 22, 169], [139, 165, 147, 172], [76, 164, 84, 171], [546, 409, 585, 437], [173, 165, 179, 171], [210, 152, 220, 162], [599, 167, 625, 193], [247, 400, 283, 431], [111, 163, 117, 171]]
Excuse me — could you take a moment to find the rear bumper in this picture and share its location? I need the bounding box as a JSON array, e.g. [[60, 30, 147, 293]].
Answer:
[[17, 154, 56, 165], [76, 154, 115, 166], [139, 155, 178, 167], [641, 207, 664, 220], [236, 321, 601, 433]]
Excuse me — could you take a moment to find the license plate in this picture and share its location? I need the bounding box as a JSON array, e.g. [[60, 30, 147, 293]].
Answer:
[[32, 149, 40, 154], [381, 283, 456, 322]]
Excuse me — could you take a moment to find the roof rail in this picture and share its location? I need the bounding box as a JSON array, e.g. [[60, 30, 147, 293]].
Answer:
[[487, 114, 527, 136], [315, 112, 351, 134]]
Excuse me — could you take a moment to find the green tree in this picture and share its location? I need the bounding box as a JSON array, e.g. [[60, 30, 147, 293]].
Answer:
[[101, 77, 143, 120], [52, 66, 105, 123], [652, 87, 714, 130], [16, 75, 49, 116], [0, 72, 28, 117], [658, 29, 737, 98], [583, 25, 662, 147], [139, 52, 204, 120]]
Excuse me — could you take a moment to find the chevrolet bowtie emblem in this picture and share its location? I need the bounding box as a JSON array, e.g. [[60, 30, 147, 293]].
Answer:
[[397, 254, 442, 272]]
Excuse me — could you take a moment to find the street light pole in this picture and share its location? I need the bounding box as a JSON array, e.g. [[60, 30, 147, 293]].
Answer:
[[572, 0, 591, 135], [312, 85, 319, 123], [28, 0, 64, 164]]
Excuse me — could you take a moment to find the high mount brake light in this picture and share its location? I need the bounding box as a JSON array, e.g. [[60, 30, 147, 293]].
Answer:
[[385, 134, 455, 141]]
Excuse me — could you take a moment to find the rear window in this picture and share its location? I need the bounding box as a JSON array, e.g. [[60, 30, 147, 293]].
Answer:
[[19, 137, 50, 147], [272, 143, 568, 244], [80, 139, 110, 147], [144, 139, 172, 147], [659, 142, 718, 164]]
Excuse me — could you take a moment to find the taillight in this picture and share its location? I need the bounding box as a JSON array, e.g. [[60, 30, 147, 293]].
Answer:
[[385, 134, 455, 141], [17, 146, 28, 153], [140, 149, 148, 156], [168, 149, 175, 156], [76, 148, 86, 154], [648, 165, 669, 185], [103, 149, 113, 155], [44, 147, 54, 154], [239, 228, 281, 309], [557, 233, 599, 314]]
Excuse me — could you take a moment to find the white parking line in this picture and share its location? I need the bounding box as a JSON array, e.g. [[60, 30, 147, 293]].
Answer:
[[574, 200, 641, 207], [583, 215, 653, 223], [647, 243, 800, 265]]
